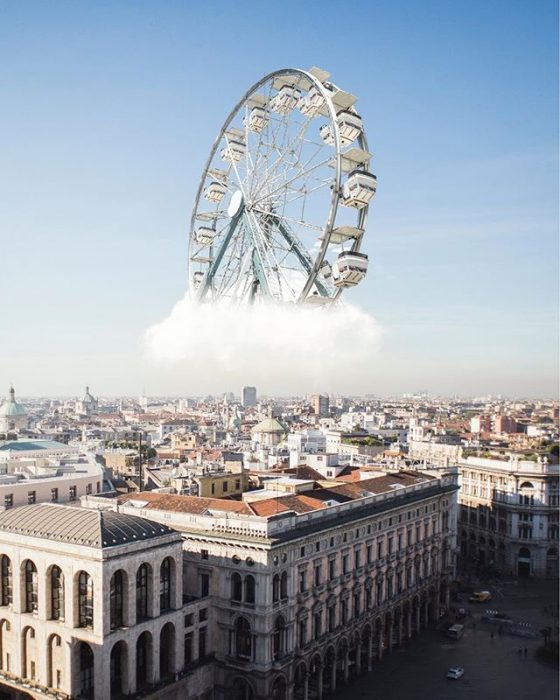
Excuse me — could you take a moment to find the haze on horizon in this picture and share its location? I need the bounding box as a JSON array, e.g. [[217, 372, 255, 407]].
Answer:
[[0, 1, 558, 399]]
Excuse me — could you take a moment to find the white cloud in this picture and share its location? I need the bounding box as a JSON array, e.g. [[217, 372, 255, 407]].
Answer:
[[143, 295, 383, 395]]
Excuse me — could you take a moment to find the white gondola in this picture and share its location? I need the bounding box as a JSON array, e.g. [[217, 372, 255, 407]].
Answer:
[[195, 227, 216, 245], [319, 123, 335, 146], [220, 140, 246, 163], [331, 251, 368, 288], [299, 86, 325, 117], [270, 86, 301, 115], [341, 170, 377, 209], [192, 271, 205, 289], [245, 106, 268, 132], [319, 260, 332, 279], [337, 110, 362, 145], [204, 181, 226, 204]]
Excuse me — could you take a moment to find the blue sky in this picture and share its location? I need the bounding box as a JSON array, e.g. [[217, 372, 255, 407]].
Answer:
[[0, 0, 557, 397]]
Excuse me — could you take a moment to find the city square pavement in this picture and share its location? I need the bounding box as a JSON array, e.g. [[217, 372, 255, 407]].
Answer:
[[337, 580, 558, 700]]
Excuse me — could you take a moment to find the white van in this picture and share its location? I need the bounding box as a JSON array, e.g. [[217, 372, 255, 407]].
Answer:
[[447, 624, 464, 640]]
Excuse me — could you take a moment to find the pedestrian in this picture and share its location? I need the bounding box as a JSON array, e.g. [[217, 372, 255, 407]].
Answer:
[[523, 648, 528, 657], [490, 632, 494, 640]]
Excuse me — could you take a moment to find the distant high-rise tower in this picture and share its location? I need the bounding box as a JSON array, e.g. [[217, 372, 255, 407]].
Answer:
[[242, 386, 257, 408], [311, 394, 329, 417]]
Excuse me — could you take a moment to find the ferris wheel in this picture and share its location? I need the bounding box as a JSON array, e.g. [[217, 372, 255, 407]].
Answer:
[[188, 66, 377, 305]]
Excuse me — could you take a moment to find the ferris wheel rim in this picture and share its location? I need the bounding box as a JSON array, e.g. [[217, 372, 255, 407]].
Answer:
[[188, 67, 372, 304]]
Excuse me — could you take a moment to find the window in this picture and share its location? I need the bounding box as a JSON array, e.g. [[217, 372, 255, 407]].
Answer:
[[201, 549, 209, 560], [315, 541, 320, 552], [136, 564, 149, 620], [235, 479, 241, 490], [200, 572, 210, 598], [160, 558, 172, 611], [27, 491, 36, 505], [272, 616, 286, 660], [184, 632, 193, 666], [3, 495, 12, 509], [78, 571, 94, 628], [0, 556, 11, 606], [280, 571, 287, 599], [313, 608, 322, 639], [110, 571, 124, 629], [367, 544, 373, 563], [377, 541, 384, 559], [341, 599, 348, 624], [388, 537, 394, 554], [51, 488, 58, 502], [222, 481, 228, 493], [24, 560, 38, 613], [69, 486, 77, 501], [232, 573, 243, 602], [298, 618, 307, 647], [85, 484, 92, 495], [184, 613, 194, 627], [314, 563, 322, 586], [299, 569, 306, 593], [244, 575, 255, 604], [199, 626, 207, 659], [342, 553, 349, 574], [211, 484, 215, 495], [235, 617, 252, 660], [355, 549, 361, 568], [300, 546, 305, 557], [329, 558, 336, 580], [51, 566, 64, 621], [199, 608, 207, 622]]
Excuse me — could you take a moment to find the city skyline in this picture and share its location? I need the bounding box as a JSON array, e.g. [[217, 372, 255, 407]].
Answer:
[[0, 1, 558, 397]]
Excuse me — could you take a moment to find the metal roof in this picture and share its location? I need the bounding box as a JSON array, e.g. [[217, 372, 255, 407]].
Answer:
[[0, 440, 69, 452], [0, 504, 177, 549]]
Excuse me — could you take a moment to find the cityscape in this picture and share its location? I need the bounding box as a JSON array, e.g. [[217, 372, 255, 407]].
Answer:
[[0, 2, 558, 700]]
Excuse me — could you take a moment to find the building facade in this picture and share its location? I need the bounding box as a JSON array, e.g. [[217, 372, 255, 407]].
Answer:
[[101, 468, 458, 700], [457, 455, 559, 577], [0, 504, 213, 700]]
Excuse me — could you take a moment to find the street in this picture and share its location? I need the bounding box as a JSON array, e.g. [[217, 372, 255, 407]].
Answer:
[[336, 580, 558, 700]]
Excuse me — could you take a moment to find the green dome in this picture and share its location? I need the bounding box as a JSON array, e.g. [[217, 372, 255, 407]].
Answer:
[[0, 387, 26, 417]]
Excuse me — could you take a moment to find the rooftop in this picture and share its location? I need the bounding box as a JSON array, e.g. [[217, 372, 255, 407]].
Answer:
[[0, 503, 177, 548]]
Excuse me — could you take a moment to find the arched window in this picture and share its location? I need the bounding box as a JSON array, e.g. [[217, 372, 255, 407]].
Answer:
[[50, 566, 64, 621], [110, 571, 125, 630], [78, 572, 94, 628], [231, 573, 242, 602], [232, 678, 254, 700], [271, 676, 287, 700], [272, 616, 287, 660], [280, 572, 288, 599], [0, 556, 11, 606], [245, 575, 255, 604], [235, 617, 252, 660], [24, 561, 38, 613], [136, 632, 151, 689], [110, 642, 126, 697], [160, 558, 172, 612], [272, 574, 280, 603], [159, 623, 175, 679], [136, 564, 149, 620], [78, 642, 94, 697]]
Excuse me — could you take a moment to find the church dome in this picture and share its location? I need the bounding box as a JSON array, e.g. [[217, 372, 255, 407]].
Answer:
[[0, 387, 26, 417]]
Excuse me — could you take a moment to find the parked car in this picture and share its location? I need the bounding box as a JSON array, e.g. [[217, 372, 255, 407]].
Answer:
[[469, 590, 491, 602], [447, 667, 465, 679], [447, 624, 465, 640]]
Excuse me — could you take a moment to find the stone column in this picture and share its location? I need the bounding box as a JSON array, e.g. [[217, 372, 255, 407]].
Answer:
[[377, 630, 383, 661], [317, 667, 323, 700], [415, 605, 421, 633], [303, 673, 309, 700], [367, 634, 373, 672], [423, 601, 429, 628], [152, 630, 161, 684], [407, 608, 412, 639], [126, 573, 136, 627], [356, 645, 362, 675], [94, 646, 110, 700], [330, 662, 337, 693], [397, 615, 403, 646], [388, 623, 394, 654], [126, 638, 137, 695], [343, 652, 349, 684]]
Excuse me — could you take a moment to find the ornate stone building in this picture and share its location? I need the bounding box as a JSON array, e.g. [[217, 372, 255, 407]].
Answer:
[[0, 504, 213, 700], [104, 468, 458, 700], [457, 455, 559, 577]]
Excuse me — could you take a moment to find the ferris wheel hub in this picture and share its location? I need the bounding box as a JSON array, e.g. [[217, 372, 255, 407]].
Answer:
[[227, 190, 244, 217]]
